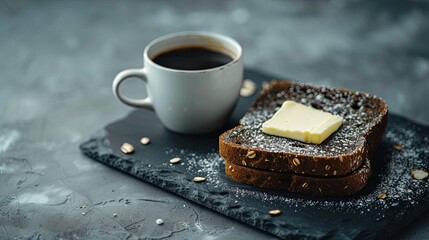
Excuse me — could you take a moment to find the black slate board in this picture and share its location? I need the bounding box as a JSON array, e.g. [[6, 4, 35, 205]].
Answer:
[[80, 70, 429, 240]]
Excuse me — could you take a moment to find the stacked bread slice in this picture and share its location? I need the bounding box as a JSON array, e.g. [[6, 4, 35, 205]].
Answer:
[[219, 81, 388, 196]]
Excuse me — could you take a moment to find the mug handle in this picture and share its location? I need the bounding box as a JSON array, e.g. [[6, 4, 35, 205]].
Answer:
[[112, 68, 153, 110]]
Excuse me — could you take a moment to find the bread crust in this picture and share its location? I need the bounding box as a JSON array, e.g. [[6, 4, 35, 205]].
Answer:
[[225, 158, 371, 196], [219, 80, 388, 177]]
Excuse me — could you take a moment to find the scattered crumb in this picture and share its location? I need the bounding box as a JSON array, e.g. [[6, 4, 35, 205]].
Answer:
[[193, 177, 206, 183], [120, 143, 134, 154], [140, 137, 150, 145], [268, 209, 282, 216], [156, 219, 164, 225], [240, 79, 257, 97], [411, 168, 428, 180], [169, 157, 181, 164]]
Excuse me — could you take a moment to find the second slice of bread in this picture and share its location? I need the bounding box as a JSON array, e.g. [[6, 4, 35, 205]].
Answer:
[[225, 158, 371, 196], [219, 80, 387, 177]]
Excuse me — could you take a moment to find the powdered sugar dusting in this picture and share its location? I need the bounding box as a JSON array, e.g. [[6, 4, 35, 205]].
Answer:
[[164, 148, 226, 189]]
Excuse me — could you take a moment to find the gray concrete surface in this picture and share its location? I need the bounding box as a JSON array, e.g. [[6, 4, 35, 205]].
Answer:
[[0, 0, 428, 239]]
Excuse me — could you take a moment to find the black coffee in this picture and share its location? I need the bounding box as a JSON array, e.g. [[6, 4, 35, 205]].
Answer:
[[152, 47, 234, 70]]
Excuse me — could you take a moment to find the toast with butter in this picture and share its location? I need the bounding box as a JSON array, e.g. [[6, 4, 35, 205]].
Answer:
[[219, 80, 387, 195]]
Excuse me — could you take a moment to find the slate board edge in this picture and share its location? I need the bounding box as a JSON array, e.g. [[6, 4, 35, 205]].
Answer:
[[80, 131, 326, 240]]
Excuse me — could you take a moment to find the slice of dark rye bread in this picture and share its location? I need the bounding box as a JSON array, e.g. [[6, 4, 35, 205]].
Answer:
[[225, 158, 371, 196], [219, 80, 388, 177]]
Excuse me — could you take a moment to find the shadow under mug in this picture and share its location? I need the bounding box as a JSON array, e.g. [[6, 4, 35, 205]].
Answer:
[[112, 31, 243, 134]]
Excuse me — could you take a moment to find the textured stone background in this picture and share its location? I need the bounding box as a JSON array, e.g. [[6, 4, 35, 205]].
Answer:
[[0, 0, 428, 239]]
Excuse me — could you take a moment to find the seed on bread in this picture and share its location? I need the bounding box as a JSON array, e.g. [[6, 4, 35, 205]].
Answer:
[[393, 144, 404, 151], [246, 150, 256, 159], [262, 81, 268, 88], [333, 170, 337, 176], [318, 187, 322, 193], [292, 158, 300, 166], [268, 209, 281, 216], [377, 193, 387, 200], [241, 160, 247, 166], [301, 182, 308, 188], [411, 168, 428, 180], [325, 165, 331, 171], [339, 156, 344, 163]]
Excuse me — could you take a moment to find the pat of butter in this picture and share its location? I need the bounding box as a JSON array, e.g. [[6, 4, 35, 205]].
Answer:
[[262, 101, 343, 144]]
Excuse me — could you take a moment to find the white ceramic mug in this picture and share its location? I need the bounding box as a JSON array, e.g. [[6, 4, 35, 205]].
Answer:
[[112, 32, 243, 134]]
